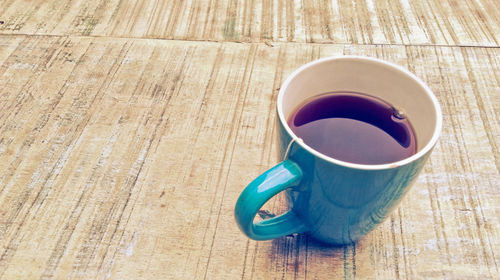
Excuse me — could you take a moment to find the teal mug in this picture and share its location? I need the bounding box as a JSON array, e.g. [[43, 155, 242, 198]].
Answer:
[[235, 56, 442, 245]]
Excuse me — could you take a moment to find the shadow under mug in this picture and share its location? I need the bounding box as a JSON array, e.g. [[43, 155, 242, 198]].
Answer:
[[235, 56, 442, 245]]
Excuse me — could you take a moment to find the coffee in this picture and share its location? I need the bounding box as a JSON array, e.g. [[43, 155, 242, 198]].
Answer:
[[288, 91, 417, 164]]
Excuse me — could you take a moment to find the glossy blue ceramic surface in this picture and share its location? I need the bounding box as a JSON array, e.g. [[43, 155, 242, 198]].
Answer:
[[234, 117, 431, 245]]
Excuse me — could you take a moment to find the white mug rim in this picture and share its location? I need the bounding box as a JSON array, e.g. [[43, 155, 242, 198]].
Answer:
[[277, 55, 443, 170]]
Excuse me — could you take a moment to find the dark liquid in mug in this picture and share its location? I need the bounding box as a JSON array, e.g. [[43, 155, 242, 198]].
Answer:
[[288, 92, 417, 164]]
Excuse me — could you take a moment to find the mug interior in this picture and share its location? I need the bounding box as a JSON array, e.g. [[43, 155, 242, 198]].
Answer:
[[278, 56, 442, 168]]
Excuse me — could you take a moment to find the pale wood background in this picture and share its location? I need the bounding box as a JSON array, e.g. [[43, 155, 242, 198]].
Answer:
[[0, 0, 499, 279]]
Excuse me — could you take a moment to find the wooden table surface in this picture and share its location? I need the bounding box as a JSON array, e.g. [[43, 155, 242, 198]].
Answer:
[[0, 0, 498, 279]]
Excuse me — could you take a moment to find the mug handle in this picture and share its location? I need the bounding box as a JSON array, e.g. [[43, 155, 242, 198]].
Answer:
[[234, 160, 307, 240]]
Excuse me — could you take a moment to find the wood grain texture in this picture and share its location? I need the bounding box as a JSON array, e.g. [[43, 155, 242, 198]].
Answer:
[[0, 0, 498, 45], [0, 35, 498, 279]]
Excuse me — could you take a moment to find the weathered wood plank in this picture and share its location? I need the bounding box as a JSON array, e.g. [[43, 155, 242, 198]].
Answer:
[[0, 0, 498, 46], [0, 36, 498, 279]]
